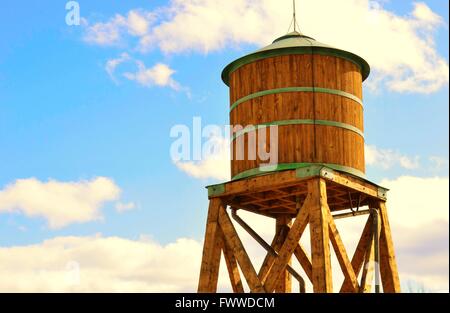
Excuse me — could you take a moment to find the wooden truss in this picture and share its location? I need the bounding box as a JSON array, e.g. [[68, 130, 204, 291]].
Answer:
[[197, 166, 401, 293]]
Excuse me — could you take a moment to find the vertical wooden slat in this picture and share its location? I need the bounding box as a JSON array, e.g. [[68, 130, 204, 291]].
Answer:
[[308, 178, 333, 293], [218, 207, 265, 293], [198, 199, 224, 292]]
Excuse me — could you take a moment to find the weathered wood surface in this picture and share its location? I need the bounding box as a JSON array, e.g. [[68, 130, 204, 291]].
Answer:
[[340, 215, 373, 292], [377, 201, 401, 292], [327, 207, 359, 292], [263, 193, 310, 293], [229, 54, 365, 177], [274, 216, 292, 293], [218, 207, 265, 293], [198, 198, 224, 292], [308, 178, 333, 292], [222, 233, 245, 293]]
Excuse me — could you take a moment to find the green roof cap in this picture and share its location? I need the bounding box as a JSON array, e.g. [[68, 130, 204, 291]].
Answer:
[[221, 31, 370, 86]]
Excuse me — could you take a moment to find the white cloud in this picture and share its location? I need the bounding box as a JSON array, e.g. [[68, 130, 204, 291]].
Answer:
[[174, 135, 231, 180], [380, 176, 449, 291], [123, 62, 183, 91], [105, 52, 130, 81], [83, 10, 155, 46], [127, 10, 153, 36], [83, 14, 126, 46], [429, 156, 449, 171], [84, 0, 449, 94], [0, 235, 206, 292], [412, 2, 443, 25], [365, 144, 420, 170], [380, 176, 448, 229], [0, 177, 120, 229], [104, 55, 187, 93], [115, 202, 136, 213]]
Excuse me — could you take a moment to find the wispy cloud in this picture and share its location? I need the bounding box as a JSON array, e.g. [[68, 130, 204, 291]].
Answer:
[[124, 62, 182, 91], [83, 10, 155, 46], [104, 54, 188, 94], [365, 144, 421, 170], [105, 52, 130, 82], [115, 201, 136, 213], [429, 156, 449, 171]]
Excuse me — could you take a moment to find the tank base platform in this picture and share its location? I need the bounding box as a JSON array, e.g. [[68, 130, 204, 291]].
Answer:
[[207, 165, 387, 218]]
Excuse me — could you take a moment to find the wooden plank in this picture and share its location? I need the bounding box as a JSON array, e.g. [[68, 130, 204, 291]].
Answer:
[[325, 172, 379, 199], [326, 207, 359, 292], [241, 189, 306, 205], [263, 192, 311, 293], [258, 228, 284, 283], [210, 169, 306, 199], [377, 201, 401, 292], [222, 233, 245, 293], [213, 168, 382, 202], [275, 216, 292, 293], [340, 215, 373, 292], [198, 198, 224, 292], [218, 206, 265, 293], [359, 229, 375, 292], [308, 178, 333, 293], [360, 209, 382, 293], [293, 244, 313, 282]]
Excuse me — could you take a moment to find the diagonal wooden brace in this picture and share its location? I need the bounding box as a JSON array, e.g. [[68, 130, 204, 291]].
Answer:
[[218, 206, 265, 293], [263, 193, 311, 293]]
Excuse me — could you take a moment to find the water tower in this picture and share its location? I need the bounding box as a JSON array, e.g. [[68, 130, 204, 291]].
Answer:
[[197, 4, 400, 293]]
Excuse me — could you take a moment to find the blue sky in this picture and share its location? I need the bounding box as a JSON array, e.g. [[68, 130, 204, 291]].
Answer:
[[0, 0, 448, 292]]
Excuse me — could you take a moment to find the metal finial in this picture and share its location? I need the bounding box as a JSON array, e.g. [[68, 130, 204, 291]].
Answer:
[[287, 0, 301, 34], [293, 0, 297, 32]]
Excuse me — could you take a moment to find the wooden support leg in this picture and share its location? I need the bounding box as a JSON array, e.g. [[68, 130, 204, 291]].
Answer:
[[326, 207, 359, 292], [222, 233, 245, 293], [218, 206, 265, 293], [340, 215, 373, 292], [375, 201, 401, 292], [198, 198, 224, 292], [275, 216, 292, 293], [308, 178, 333, 293]]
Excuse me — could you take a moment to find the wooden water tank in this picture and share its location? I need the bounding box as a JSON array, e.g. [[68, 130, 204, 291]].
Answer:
[[222, 31, 370, 180]]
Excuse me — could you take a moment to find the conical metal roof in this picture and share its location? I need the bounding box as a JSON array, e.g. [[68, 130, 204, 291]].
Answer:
[[221, 31, 370, 85]]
